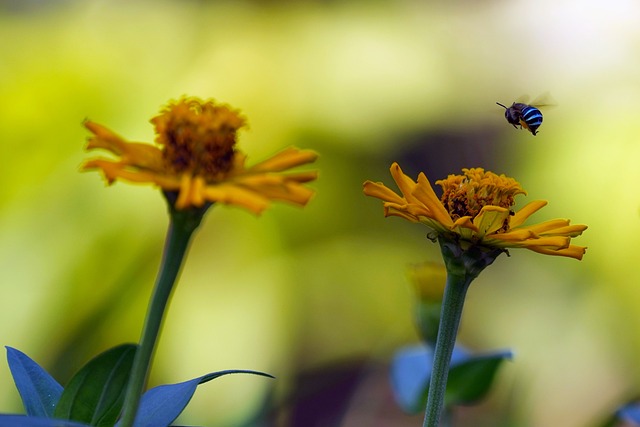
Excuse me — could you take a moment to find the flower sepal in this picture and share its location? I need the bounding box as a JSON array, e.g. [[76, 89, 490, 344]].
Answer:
[[437, 235, 505, 281]]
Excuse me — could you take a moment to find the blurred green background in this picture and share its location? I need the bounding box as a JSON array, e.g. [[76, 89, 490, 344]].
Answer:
[[1, 0, 639, 426]]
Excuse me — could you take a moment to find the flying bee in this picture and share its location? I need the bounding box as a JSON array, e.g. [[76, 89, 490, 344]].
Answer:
[[496, 94, 554, 136]]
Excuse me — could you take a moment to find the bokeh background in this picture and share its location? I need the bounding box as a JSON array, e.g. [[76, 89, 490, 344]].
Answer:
[[1, 0, 639, 426]]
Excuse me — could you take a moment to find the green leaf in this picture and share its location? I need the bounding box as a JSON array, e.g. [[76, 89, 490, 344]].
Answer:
[[6, 346, 63, 417], [54, 344, 136, 426], [445, 351, 512, 406]]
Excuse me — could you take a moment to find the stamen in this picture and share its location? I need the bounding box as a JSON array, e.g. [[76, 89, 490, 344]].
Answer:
[[436, 168, 526, 232], [151, 97, 246, 181]]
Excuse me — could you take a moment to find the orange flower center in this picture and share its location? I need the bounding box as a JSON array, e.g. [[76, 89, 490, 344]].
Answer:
[[436, 168, 526, 231], [151, 97, 247, 181]]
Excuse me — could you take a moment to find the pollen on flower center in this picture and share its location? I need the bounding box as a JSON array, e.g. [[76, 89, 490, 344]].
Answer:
[[436, 168, 526, 229], [151, 97, 247, 181]]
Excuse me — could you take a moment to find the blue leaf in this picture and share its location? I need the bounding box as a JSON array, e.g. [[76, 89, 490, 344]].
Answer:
[[120, 370, 273, 427], [390, 344, 512, 413], [617, 402, 640, 424], [0, 414, 90, 427], [6, 347, 63, 418], [390, 345, 469, 413]]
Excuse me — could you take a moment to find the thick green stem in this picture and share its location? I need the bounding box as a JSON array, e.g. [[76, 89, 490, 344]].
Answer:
[[119, 206, 204, 427], [420, 236, 503, 427], [422, 272, 472, 427]]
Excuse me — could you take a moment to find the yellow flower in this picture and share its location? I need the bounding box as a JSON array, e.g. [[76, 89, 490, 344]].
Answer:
[[363, 163, 587, 260], [82, 97, 318, 213]]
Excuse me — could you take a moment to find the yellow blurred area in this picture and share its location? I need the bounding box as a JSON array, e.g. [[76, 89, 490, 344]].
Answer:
[[0, 0, 639, 426]]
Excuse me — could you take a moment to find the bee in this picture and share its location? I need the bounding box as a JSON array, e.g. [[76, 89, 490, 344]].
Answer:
[[496, 101, 543, 136], [496, 95, 553, 136]]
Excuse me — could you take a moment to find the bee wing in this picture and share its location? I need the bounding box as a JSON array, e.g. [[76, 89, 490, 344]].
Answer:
[[515, 94, 530, 104], [530, 92, 557, 108]]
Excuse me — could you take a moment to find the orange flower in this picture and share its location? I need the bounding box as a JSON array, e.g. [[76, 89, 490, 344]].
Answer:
[[363, 163, 587, 260], [82, 97, 318, 213]]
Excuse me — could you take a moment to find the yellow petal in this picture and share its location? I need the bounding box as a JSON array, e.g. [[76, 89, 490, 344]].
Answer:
[[527, 245, 587, 260], [363, 180, 406, 204], [511, 219, 588, 238], [421, 217, 451, 234], [82, 159, 180, 189], [405, 203, 432, 218], [248, 182, 315, 206], [84, 121, 130, 155], [413, 173, 454, 228], [385, 205, 420, 222], [538, 223, 588, 238], [452, 216, 479, 232], [85, 121, 164, 171], [283, 171, 319, 183], [545, 224, 588, 238], [174, 174, 207, 209], [235, 174, 287, 186], [473, 206, 510, 237], [190, 176, 206, 207], [516, 236, 571, 249], [490, 228, 537, 242], [249, 147, 318, 172], [510, 200, 548, 228], [175, 174, 194, 209], [523, 219, 570, 233], [390, 163, 421, 205], [202, 184, 271, 215]]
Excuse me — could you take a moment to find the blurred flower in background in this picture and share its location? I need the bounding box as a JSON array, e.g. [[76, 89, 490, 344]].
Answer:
[[1, 0, 639, 426], [83, 97, 318, 212]]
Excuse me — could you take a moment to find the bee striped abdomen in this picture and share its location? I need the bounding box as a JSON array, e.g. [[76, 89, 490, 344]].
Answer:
[[520, 105, 543, 136], [496, 101, 545, 136]]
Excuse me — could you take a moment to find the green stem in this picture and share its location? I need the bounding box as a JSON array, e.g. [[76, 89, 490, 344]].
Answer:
[[422, 272, 473, 427], [119, 207, 204, 427]]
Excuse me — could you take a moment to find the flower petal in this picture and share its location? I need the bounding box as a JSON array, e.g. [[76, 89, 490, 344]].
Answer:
[[533, 222, 588, 238], [412, 173, 454, 228], [85, 121, 164, 171], [526, 245, 587, 260], [82, 159, 181, 189], [390, 163, 421, 205], [363, 180, 406, 205], [201, 183, 271, 215], [176, 174, 195, 209], [489, 228, 537, 242], [385, 206, 420, 222], [510, 200, 548, 228], [246, 182, 315, 206], [248, 147, 318, 172], [510, 235, 571, 249], [281, 171, 319, 183], [452, 216, 478, 232], [473, 206, 510, 237], [190, 176, 206, 207], [521, 218, 570, 233], [509, 219, 588, 238]]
